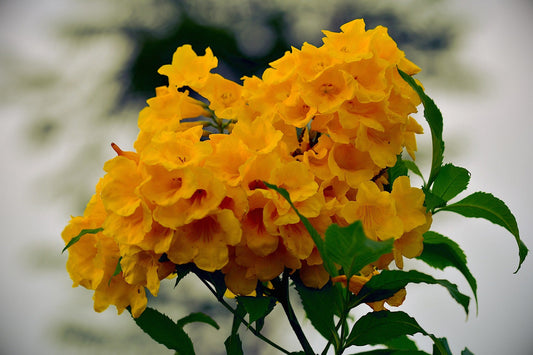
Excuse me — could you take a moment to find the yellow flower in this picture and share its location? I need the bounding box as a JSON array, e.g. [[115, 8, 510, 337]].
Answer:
[[295, 43, 339, 81], [332, 267, 407, 310], [135, 221, 175, 255], [141, 125, 212, 170], [222, 258, 259, 296], [391, 184, 432, 269], [140, 164, 197, 206], [311, 113, 357, 144], [341, 181, 403, 241], [62, 181, 107, 290], [119, 246, 175, 297], [234, 243, 300, 284], [318, 177, 351, 216], [231, 115, 284, 155], [264, 160, 321, 227], [158, 45, 218, 89], [390, 176, 427, 232], [299, 261, 330, 289], [301, 134, 335, 181], [201, 73, 244, 120], [101, 156, 143, 217], [103, 202, 152, 246], [355, 122, 404, 168], [321, 19, 373, 62], [338, 98, 387, 131], [241, 207, 280, 257], [204, 133, 253, 187], [328, 142, 378, 188], [301, 67, 356, 114], [153, 167, 227, 229], [263, 49, 298, 84], [91, 239, 148, 317], [344, 59, 389, 104], [63, 17, 429, 313], [134, 87, 208, 152], [403, 116, 424, 160], [62, 182, 149, 318], [278, 90, 317, 128], [279, 221, 315, 260], [167, 209, 242, 272]]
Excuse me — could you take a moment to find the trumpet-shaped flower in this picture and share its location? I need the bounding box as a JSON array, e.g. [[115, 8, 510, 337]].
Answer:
[[153, 167, 227, 229], [167, 209, 242, 272], [158, 45, 218, 89], [141, 125, 212, 170], [341, 181, 403, 241], [328, 142, 378, 188], [301, 67, 356, 114]]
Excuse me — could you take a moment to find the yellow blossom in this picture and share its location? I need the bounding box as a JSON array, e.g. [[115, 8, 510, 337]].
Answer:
[[119, 246, 175, 297], [391, 176, 427, 232], [201, 73, 244, 119], [158, 45, 218, 89], [332, 269, 407, 310], [62, 17, 430, 315], [167, 209, 242, 272], [295, 43, 339, 81], [153, 167, 227, 229], [299, 261, 330, 289], [141, 125, 212, 170], [101, 156, 143, 217], [341, 181, 403, 241], [301, 67, 356, 114], [328, 142, 378, 188]]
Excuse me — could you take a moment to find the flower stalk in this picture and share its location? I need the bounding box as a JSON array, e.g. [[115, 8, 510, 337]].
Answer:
[[271, 271, 315, 355]]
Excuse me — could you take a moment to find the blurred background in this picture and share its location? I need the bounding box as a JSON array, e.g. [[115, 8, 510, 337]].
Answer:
[[0, 0, 532, 354]]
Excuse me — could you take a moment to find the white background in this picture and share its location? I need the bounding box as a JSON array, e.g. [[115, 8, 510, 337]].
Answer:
[[1, 0, 532, 354]]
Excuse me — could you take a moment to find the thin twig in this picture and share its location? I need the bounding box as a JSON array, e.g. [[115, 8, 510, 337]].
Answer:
[[197, 276, 291, 354]]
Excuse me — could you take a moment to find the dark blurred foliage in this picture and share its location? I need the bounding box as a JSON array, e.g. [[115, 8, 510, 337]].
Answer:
[[60, 0, 463, 109], [123, 10, 291, 102]]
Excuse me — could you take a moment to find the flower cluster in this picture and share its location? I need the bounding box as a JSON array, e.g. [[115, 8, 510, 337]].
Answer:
[[62, 19, 431, 317]]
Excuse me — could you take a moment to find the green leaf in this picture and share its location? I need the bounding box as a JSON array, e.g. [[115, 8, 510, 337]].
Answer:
[[108, 256, 123, 286], [264, 182, 338, 277], [398, 69, 445, 188], [417, 231, 478, 311], [349, 350, 429, 355], [387, 155, 408, 188], [461, 348, 474, 355], [192, 267, 227, 298], [176, 312, 220, 330], [438, 191, 528, 272], [354, 270, 470, 316], [346, 311, 427, 347], [224, 333, 244, 355], [431, 164, 470, 202], [62, 227, 103, 253], [423, 191, 447, 212], [130, 307, 195, 354], [112, 256, 123, 277], [237, 296, 276, 324], [174, 263, 192, 288], [325, 221, 394, 278], [430, 336, 452, 355], [384, 335, 419, 350], [294, 278, 341, 343], [403, 159, 426, 184]]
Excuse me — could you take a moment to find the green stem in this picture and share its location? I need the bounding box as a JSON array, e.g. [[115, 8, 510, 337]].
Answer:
[[197, 276, 290, 355], [272, 272, 316, 355]]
